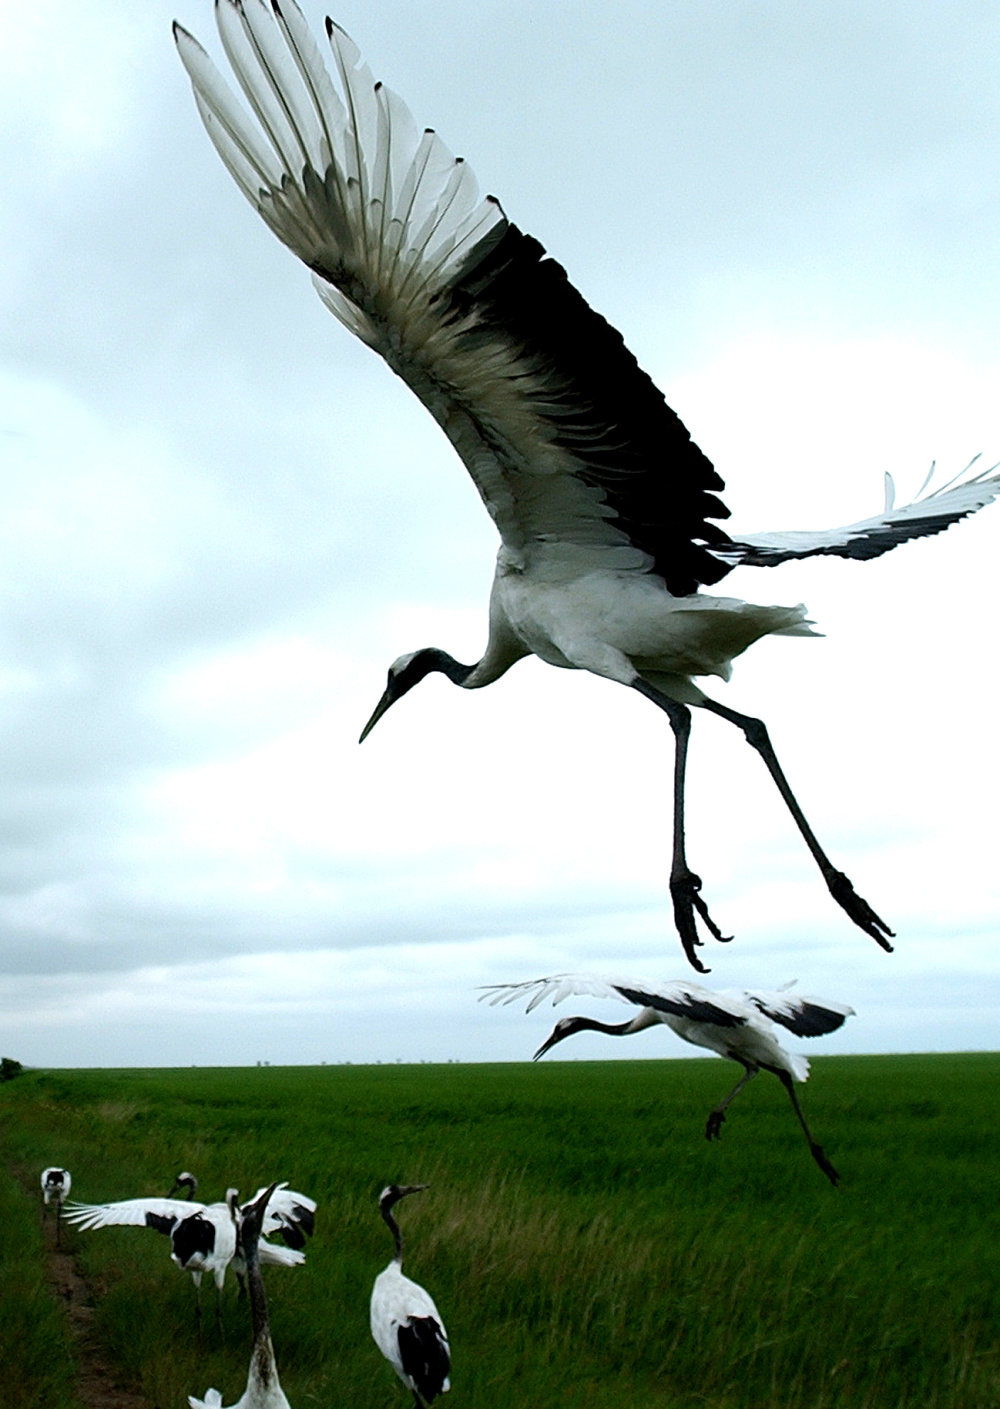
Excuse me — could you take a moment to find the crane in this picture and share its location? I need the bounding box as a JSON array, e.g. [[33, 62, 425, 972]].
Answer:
[[173, 0, 1000, 969], [483, 975, 854, 1185], [371, 1184, 451, 1408], [188, 1184, 291, 1409], [40, 1167, 71, 1248], [63, 1182, 315, 1325]]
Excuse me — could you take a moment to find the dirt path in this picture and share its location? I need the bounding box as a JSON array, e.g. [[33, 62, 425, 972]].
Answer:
[[39, 1200, 152, 1409]]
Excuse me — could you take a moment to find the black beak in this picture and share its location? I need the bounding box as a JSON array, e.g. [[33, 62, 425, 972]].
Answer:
[[359, 688, 393, 744], [532, 1029, 560, 1061]]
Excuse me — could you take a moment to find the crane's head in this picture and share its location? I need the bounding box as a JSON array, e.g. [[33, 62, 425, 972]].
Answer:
[[359, 649, 473, 743], [378, 1182, 429, 1213], [169, 1171, 198, 1199], [533, 1014, 628, 1059], [235, 1182, 278, 1267], [533, 1016, 588, 1060]]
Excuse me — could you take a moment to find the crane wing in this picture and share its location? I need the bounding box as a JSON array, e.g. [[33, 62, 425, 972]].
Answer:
[[62, 1196, 203, 1232], [480, 974, 749, 1027], [244, 1182, 317, 1247], [741, 986, 855, 1037], [713, 460, 1000, 568], [258, 1239, 306, 1267], [174, 0, 733, 597]]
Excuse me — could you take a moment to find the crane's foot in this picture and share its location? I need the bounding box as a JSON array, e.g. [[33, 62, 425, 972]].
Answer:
[[705, 1109, 726, 1141], [826, 870, 894, 951], [810, 1141, 840, 1187], [670, 868, 733, 973]]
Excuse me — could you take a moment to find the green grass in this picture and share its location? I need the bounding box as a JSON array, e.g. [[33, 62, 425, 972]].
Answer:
[[2, 1054, 999, 1408]]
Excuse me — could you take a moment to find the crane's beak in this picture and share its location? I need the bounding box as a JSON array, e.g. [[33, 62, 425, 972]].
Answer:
[[359, 688, 393, 744], [532, 1027, 561, 1061]]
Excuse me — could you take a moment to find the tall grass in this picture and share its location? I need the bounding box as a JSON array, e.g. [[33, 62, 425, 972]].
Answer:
[[0, 1159, 80, 1408], [2, 1054, 999, 1408]]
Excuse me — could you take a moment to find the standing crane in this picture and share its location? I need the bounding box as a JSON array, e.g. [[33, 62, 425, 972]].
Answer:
[[174, 1, 1000, 968], [483, 975, 854, 1184], [63, 1182, 314, 1325], [40, 1167, 71, 1248], [188, 1184, 291, 1409], [371, 1185, 451, 1408]]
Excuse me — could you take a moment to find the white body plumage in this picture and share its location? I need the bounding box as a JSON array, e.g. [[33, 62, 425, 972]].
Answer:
[[371, 1261, 451, 1404]]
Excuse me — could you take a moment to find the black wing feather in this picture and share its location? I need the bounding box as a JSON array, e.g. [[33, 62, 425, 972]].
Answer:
[[397, 1315, 450, 1403], [443, 224, 734, 596]]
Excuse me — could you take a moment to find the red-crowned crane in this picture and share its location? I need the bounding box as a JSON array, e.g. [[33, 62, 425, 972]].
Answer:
[[371, 1185, 451, 1408], [188, 1184, 291, 1409], [483, 975, 854, 1185], [173, 1, 1000, 970], [63, 1182, 315, 1325], [40, 1167, 71, 1248]]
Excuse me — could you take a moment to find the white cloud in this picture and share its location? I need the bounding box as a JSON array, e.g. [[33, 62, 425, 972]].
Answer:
[[0, 0, 997, 1067]]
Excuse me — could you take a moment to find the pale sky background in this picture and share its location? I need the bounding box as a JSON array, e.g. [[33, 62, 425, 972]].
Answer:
[[1, 0, 998, 1068]]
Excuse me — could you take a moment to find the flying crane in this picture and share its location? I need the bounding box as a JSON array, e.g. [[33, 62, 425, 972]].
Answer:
[[174, 0, 1000, 966], [484, 975, 854, 1184]]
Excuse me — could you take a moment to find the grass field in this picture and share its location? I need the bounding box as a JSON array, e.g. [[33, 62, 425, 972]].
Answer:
[[2, 1054, 999, 1409]]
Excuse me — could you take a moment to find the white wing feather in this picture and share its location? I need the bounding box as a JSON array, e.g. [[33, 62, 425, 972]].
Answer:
[[62, 1196, 205, 1230], [480, 974, 752, 1026], [714, 459, 1000, 567]]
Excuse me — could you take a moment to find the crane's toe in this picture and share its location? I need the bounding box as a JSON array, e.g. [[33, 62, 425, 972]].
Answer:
[[810, 1142, 840, 1187], [826, 871, 895, 951], [705, 1110, 726, 1141], [669, 869, 733, 972]]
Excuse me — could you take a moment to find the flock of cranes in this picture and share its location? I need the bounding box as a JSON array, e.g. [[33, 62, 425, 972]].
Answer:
[[46, 1169, 449, 1408], [29, 0, 998, 1403]]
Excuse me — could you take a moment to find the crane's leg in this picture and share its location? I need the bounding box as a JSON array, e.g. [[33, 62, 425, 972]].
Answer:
[[770, 1067, 840, 1187], [706, 1062, 758, 1140], [632, 680, 732, 970], [699, 698, 894, 950]]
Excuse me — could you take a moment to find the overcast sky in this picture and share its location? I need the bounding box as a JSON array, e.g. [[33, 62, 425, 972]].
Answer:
[[1, 0, 998, 1069]]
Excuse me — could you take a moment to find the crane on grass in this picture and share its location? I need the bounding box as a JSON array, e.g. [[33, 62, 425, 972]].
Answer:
[[372, 1185, 451, 1408], [174, 0, 1000, 968], [40, 1167, 71, 1247], [63, 1182, 315, 1325], [483, 975, 854, 1185], [188, 1184, 291, 1409]]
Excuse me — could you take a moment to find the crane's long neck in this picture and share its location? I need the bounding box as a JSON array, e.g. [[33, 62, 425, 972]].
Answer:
[[238, 1192, 284, 1400], [573, 1017, 636, 1038], [381, 1205, 404, 1265]]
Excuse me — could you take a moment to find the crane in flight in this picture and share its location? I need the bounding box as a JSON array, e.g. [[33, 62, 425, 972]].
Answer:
[[174, 1, 1000, 967], [483, 975, 854, 1184]]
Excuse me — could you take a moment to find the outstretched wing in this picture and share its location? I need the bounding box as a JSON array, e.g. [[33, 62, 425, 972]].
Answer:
[[741, 985, 855, 1037], [62, 1196, 203, 1233], [174, 0, 732, 596], [481, 974, 750, 1028], [714, 460, 1000, 568], [245, 1182, 317, 1248]]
